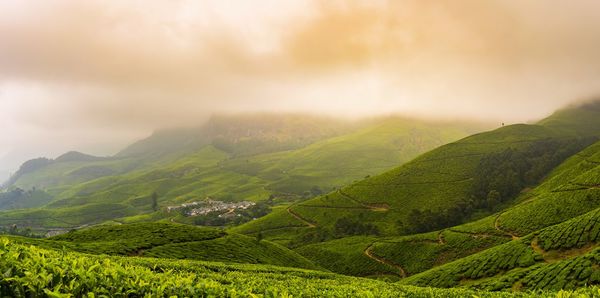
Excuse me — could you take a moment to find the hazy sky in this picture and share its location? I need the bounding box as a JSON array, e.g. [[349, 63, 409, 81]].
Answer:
[[2, 0, 600, 172]]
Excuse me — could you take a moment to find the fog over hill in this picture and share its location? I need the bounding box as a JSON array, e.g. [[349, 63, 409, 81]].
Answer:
[[2, 0, 600, 172]]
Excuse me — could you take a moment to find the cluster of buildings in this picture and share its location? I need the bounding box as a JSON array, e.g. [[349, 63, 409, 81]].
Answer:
[[165, 201, 203, 212], [166, 199, 255, 217], [187, 200, 255, 217]]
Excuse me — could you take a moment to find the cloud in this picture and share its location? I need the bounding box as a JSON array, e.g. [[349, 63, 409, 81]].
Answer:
[[1, 0, 600, 169]]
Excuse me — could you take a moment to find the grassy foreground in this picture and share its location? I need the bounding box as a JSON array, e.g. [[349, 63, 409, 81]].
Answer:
[[1, 237, 600, 297]]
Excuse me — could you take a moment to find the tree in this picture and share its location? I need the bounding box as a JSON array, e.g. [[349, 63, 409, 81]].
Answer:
[[9, 224, 17, 235], [310, 186, 323, 196], [486, 190, 501, 210], [151, 192, 158, 211], [256, 231, 264, 243], [334, 217, 379, 237]]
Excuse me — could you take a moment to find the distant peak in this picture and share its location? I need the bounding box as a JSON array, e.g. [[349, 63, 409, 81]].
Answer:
[[538, 99, 600, 137], [55, 151, 104, 163]]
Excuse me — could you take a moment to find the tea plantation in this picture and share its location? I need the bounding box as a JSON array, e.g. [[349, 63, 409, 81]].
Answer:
[[3, 237, 600, 297]]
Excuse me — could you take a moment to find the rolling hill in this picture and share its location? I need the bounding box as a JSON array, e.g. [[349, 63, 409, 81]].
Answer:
[[225, 102, 599, 288], [2, 101, 600, 295], [294, 137, 600, 279], [234, 101, 599, 248], [7, 222, 319, 270], [0, 115, 484, 231]]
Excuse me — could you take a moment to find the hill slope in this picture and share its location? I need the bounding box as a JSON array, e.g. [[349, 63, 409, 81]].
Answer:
[[1, 115, 483, 230], [8, 222, 319, 270], [1, 236, 596, 297], [401, 205, 600, 291], [286, 136, 600, 281], [235, 102, 600, 244]]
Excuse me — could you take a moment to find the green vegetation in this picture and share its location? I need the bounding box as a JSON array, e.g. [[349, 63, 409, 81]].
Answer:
[[401, 205, 600, 291], [8, 222, 319, 270], [1, 115, 481, 230], [371, 230, 508, 276], [2, 102, 600, 295], [295, 236, 400, 277], [237, 102, 600, 245], [0, 203, 137, 229], [0, 187, 52, 210], [496, 140, 600, 236], [5, 237, 600, 297]]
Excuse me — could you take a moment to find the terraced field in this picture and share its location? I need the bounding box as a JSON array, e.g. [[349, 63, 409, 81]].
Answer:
[[236, 123, 596, 241], [3, 237, 600, 297], [274, 138, 597, 279], [401, 206, 600, 291], [7, 222, 319, 270]]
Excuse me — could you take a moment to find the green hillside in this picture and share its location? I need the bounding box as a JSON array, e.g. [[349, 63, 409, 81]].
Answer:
[[325, 138, 600, 276], [7, 222, 319, 270], [0, 115, 482, 230], [401, 205, 600, 291], [0, 188, 52, 210], [2, 102, 600, 295], [235, 102, 599, 244], [283, 136, 600, 283], [1, 236, 597, 297]]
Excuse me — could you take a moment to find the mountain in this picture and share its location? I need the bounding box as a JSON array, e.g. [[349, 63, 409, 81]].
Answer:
[[4, 114, 354, 191], [538, 100, 600, 136], [0, 114, 485, 230], [116, 114, 352, 159]]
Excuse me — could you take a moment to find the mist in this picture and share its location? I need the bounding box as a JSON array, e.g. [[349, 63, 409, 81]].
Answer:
[[2, 0, 600, 172]]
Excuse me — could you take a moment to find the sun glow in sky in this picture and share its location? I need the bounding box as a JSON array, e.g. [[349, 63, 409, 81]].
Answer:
[[2, 0, 600, 171]]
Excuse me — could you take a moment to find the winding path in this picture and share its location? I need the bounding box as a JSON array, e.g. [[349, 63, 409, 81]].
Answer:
[[287, 207, 316, 228], [364, 243, 407, 278], [338, 190, 390, 211], [437, 231, 447, 244], [494, 213, 520, 240]]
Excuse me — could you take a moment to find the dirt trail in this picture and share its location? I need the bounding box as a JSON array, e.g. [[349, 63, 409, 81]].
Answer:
[[338, 190, 390, 211], [574, 183, 600, 189], [287, 207, 316, 228], [437, 231, 447, 244], [552, 184, 600, 192], [530, 238, 546, 258], [494, 214, 520, 240], [447, 229, 509, 240], [364, 243, 407, 278], [530, 237, 597, 263], [490, 192, 544, 239]]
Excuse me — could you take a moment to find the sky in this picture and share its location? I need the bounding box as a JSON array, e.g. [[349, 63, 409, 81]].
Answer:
[[2, 0, 600, 174]]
